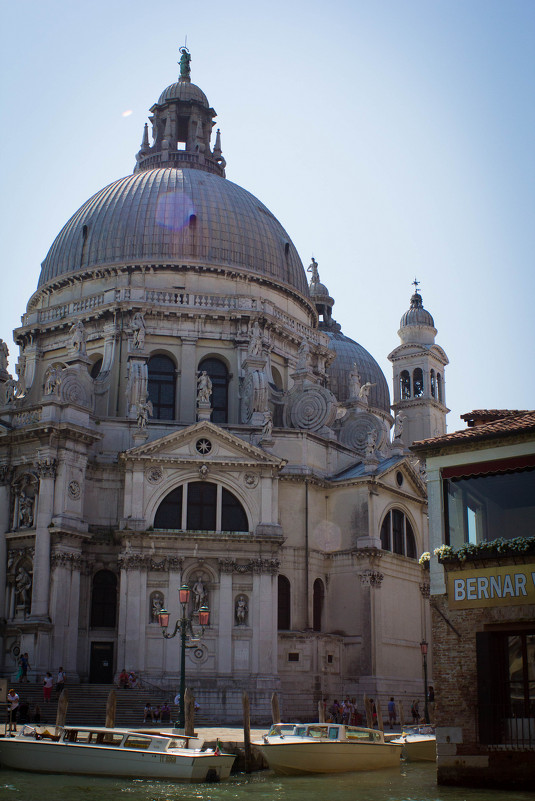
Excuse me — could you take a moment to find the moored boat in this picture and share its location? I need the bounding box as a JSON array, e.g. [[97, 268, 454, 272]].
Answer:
[[253, 722, 403, 775], [0, 725, 235, 782], [391, 725, 436, 761]]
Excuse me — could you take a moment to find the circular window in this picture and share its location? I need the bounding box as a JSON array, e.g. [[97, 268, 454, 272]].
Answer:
[[396, 471, 404, 487], [196, 438, 212, 455]]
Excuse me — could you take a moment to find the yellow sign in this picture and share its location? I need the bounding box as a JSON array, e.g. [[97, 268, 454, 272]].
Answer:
[[447, 562, 535, 609]]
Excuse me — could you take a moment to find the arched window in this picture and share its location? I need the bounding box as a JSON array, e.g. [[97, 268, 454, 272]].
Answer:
[[413, 368, 424, 397], [278, 575, 291, 630], [148, 355, 176, 420], [400, 370, 411, 400], [90, 570, 117, 628], [154, 482, 249, 532], [437, 373, 443, 403], [199, 358, 229, 423], [313, 578, 324, 632], [430, 369, 436, 398], [90, 357, 103, 379], [380, 510, 417, 559]]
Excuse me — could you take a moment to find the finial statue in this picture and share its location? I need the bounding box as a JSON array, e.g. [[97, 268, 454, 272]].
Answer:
[[248, 320, 263, 356], [296, 339, 311, 371], [136, 398, 153, 429], [196, 370, 212, 404], [393, 412, 404, 441], [358, 381, 376, 404], [131, 312, 146, 350], [179, 46, 191, 80], [307, 257, 320, 285], [348, 363, 361, 399], [0, 339, 8, 372], [69, 320, 86, 355]]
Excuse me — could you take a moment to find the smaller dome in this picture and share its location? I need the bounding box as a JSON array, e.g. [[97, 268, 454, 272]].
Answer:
[[400, 292, 434, 328], [158, 81, 209, 107], [325, 330, 391, 414], [309, 281, 331, 298]]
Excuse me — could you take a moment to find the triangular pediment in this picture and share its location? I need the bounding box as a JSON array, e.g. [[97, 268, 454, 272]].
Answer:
[[376, 457, 428, 499], [121, 421, 285, 469]]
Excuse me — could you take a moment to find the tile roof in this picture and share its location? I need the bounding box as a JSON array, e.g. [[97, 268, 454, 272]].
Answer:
[[411, 410, 535, 453], [460, 409, 530, 427]]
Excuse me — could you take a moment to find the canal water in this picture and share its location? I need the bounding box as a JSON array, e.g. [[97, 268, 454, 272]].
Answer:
[[0, 763, 532, 801]]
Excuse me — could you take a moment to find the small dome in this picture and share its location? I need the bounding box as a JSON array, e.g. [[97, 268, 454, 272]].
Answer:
[[325, 330, 390, 413], [309, 281, 330, 298], [400, 292, 434, 328], [158, 81, 209, 107]]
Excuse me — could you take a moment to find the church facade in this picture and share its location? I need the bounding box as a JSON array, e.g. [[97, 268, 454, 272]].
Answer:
[[0, 52, 448, 722]]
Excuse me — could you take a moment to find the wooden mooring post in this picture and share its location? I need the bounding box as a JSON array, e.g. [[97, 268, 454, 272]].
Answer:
[[242, 691, 252, 773]]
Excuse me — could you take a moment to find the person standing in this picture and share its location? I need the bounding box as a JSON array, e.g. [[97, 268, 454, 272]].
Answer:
[[7, 688, 19, 734], [56, 666, 66, 695], [43, 672, 53, 702], [388, 697, 397, 729], [20, 653, 30, 683]]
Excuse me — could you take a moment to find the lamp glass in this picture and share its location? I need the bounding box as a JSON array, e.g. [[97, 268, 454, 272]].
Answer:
[[420, 640, 428, 655], [158, 609, 170, 628], [198, 605, 210, 627]]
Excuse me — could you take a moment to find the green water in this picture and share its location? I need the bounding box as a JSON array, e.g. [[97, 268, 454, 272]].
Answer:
[[0, 764, 531, 801]]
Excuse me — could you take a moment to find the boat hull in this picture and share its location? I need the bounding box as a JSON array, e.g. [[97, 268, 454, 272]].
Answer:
[[0, 738, 234, 782], [257, 740, 403, 775], [401, 736, 436, 762]]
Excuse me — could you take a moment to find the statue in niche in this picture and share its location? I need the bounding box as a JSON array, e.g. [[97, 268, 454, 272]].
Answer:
[[196, 371, 212, 404], [248, 321, 263, 356], [150, 591, 164, 623], [136, 397, 153, 429], [69, 320, 86, 355], [296, 339, 310, 371], [131, 313, 146, 350], [235, 595, 248, 626], [44, 366, 62, 396], [307, 257, 319, 285], [18, 491, 34, 528], [348, 363, 361, 399], [15, 566, 32, 608], [0, 339, 8, 371], [358, 381, 376, 403], [192, 575, 207, 611]]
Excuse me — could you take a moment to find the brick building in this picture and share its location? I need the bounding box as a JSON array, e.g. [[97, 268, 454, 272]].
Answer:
[[412, 410, 535, 789]]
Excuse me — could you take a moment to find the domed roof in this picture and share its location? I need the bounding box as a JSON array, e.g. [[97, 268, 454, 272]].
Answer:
[[157, 81, 209, 107], [325, 329, 390, 413], [39, 168, 308, 294], [400, 291, 435, 328]]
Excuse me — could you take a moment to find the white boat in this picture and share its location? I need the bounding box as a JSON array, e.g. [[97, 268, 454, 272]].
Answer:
[[391, 725, 436, 761], [0, 725, 235, 782], [253, 722, 403, 775]]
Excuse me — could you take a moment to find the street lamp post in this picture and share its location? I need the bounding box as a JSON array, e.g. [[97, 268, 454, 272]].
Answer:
[[420, 639, 430, 724], [158, 583, 209, 730]]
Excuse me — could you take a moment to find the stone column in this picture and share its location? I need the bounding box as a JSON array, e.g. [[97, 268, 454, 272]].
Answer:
[[30, 457, 57, 619], [179, 339, 196, 423], [117, 554, 148, 672], [217, 568, 233, 674], [251, 568, 277, 675], [0, 467, 12, 620], [50, 551, 82, 678]]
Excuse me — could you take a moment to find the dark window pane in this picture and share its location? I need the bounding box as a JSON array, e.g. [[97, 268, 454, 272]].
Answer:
[[154, 486, 183, 529], [199, 358, 228, 423], [278, 575, 291, 630], [187, 481, 216, 530], [148, 355, 176, 420], [406, 520, 417, 559], [380, 512, 391, 551], [393, 509, 404, 554], [221, 488, 248, 531], [313, 578, 324, 632], [91, 570, 117, 628]]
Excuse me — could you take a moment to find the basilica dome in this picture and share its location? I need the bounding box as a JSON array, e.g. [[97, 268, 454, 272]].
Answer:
[[326, 329, 391, 414], [38, 168, 307, 294]]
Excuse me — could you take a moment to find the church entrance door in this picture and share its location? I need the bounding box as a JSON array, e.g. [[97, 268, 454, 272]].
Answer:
[[89, 641, 114, 683]]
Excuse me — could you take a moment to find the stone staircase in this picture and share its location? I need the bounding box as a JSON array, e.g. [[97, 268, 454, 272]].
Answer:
[[5, 683, 196, 729]]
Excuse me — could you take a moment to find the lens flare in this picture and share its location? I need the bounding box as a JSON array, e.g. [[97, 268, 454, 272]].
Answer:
[[122, 110, 133, 118], [156, 191, 196, 231]]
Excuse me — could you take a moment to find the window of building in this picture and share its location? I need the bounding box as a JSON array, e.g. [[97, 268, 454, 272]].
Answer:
[[288, 652, 299, 662], [90, 358, 103, 379], [437, 372, 443, 402], [477, 630, 535, 745], [278, 575, 291, 630], [430, 369, 436, 398], [148, 355, 176, 420], [313, 578, 324, 632], [153, 482, 249, 532], [90, 570, 117, 628], [413, 367, 424, 397], [380, 510, 417, 559], [400, 370, 411, 400], [199, 358, 229, 424], [444, 463, 535, 548]]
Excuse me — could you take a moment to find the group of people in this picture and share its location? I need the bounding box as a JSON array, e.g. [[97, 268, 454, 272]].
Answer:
[[143, 701, 172, 723], [325, 697, 363, 726], [118, 668, 140, 689], [43, 667, 66, 702]]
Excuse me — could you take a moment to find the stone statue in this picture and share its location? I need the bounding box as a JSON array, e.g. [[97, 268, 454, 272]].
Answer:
[[19, 491, 34, 528], [44, 366, 62, 396], [358, 382, 376, 403], [15, 566, 32, 607], [179, 46, 191, 79], [69, 320, 86, 355], [4, 378, 18, 404], [307, 257, 319, 284], [248, 321, 263, 356], [296, 339, 310, 371], [150, 592, 164, 623], [131, 312, 146, 350], [261, 411, 273, 440], [365, 429, 378, 457], [0, 339, 8, 371], [196, 371, 212, 404], [393, 413, 404, 441], [136, 398, 153, 429], [235, 595, 248, 626], [192, 575, 207, 611], [348, 363, 361, 399]]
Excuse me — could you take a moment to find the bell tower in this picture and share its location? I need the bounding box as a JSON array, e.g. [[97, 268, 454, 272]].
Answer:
[[388, 281, 449, 446]]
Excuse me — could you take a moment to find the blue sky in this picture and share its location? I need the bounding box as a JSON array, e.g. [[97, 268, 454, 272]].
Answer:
[[1, 0, 533, 429]]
